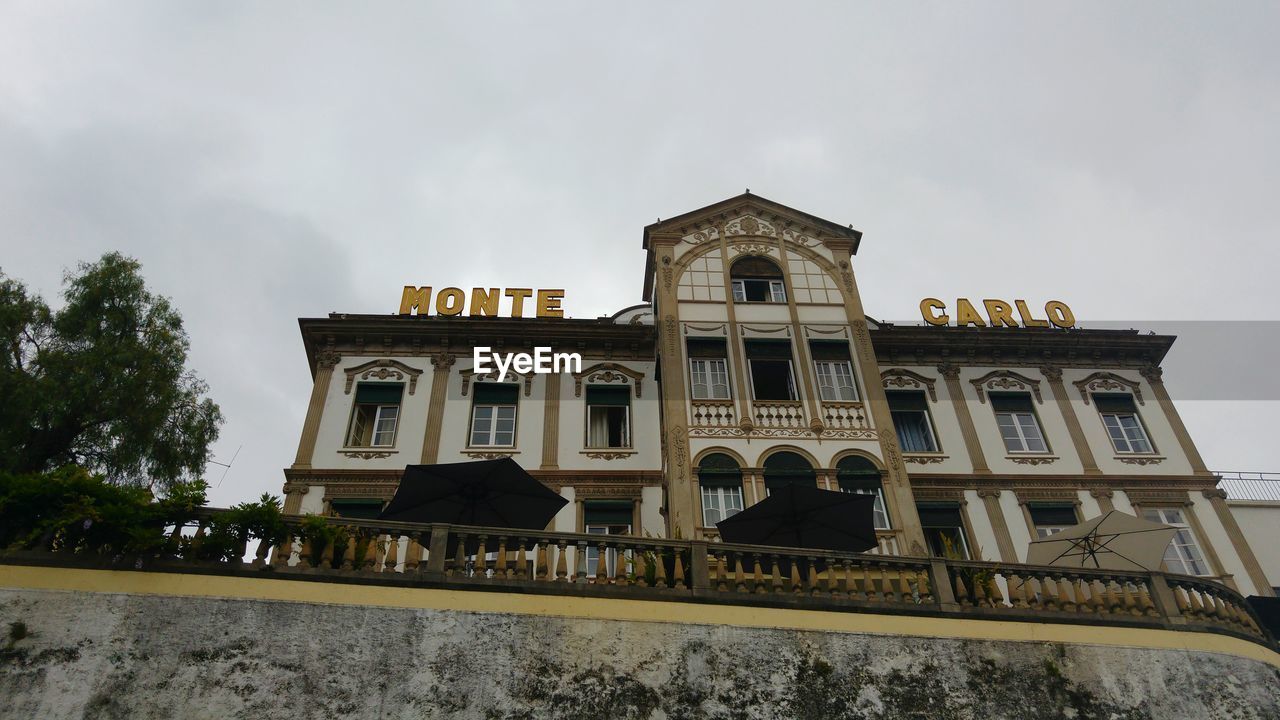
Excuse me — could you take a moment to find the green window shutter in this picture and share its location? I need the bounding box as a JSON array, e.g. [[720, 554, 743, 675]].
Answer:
[[687, 338, 728, 358], [990, 393, 1034, 413], [916, 503, 963, 528], [808, 341, 852, 362], [355, 383, 404, 405], [1029, 504, 1078, 526], [473, 383, 519, 404], [886, 390, 929, 412], [330, 498, 385, 520], [584, 502, 633, 526], [585, 386, 631, 406], [1093, 394, 1137, 413], [744, 340, 793, 360]]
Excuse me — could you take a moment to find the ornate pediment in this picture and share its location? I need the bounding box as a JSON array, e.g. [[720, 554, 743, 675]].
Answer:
[[880, 369, 937, 402], [1073, 372, 1144, 405], [459, 367, 534, 397], [969, 370, 1043, 404], [574, 362, 645, 398], [343, 359, 422, 395]]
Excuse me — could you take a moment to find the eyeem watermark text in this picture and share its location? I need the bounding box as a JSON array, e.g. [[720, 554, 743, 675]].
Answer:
[[473, 347, 582, 380]]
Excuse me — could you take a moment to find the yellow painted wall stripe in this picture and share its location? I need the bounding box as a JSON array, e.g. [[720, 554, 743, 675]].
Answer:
[[4, 565, 1278, 668]]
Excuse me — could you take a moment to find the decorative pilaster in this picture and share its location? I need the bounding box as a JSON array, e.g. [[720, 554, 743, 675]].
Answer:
[[419, 352, 455, 464], [977, 489, 1017, 562], [1141, 366, 1211, 475], [540, 374, 561, 469], [937, 362, 991, 475], [1202, 489, 1274, 597], [292, 349, 340, 469], [653, 239, 696, 537], [1041, 365, 1101, 476], [1089, 488, 1116, 513]]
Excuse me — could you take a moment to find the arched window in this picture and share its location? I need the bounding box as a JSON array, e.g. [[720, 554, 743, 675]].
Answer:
[[836, 456, 890, 529], [763, 451, 815, 494], [698, 453, 744, 527], [730, 256, 786, 303]]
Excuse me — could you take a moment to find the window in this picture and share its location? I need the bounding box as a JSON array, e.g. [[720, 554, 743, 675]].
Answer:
[[836, 456, 890, 529], [698, 454, 744, 527], [330, 499, 384, 520], [470, 383, 519, 447], [729, 256, 786, 303], [886, 390, 938, 453], [688, 338, 731, 400], [991, 393, 1047, 453], [745, 340, 797, 401], [1142, 507, 1210, 576], [1094, 394, 1153, 454], [586, 386, 631, 448], [584, 502, 632, 578], [763, 452, 815, 495], [810, 341, 858, 402], [1028, 503, 1078, 538], [917, 503, 969, 559], [347, 383, 404, 447]]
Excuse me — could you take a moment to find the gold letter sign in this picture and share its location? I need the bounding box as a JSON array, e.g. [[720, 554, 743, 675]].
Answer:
[[919, 299, 1075, 329], [399, 286, 567, 318]]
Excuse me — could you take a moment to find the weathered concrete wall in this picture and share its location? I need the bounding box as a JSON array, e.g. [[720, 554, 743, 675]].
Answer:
[[2, 587, 1278, 720]]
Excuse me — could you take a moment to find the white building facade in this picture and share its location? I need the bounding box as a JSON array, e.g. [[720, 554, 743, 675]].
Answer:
[[282, 192, 1273, 597]]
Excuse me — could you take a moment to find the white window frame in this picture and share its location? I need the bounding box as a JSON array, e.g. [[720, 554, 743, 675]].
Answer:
[[470, 404, 517, 447], [586, 404, 631, 448], [347, 403, 400, 448], [815, 360, 858, 402], [1101, 411, 1154, 454], [890, 409, 938, 453], [585, 523, 632, 578], [747, 358, 798, 402], [690, 358, 731, 400], [995, 409, 1048, 453], [701, 485, 744, 526], [1143, 507, 1211, 576], [731, 278, 786, 303]]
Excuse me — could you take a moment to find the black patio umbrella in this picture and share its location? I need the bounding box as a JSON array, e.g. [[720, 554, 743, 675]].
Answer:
[[715, 484, 878, 553], [379, 458, 567, 530]]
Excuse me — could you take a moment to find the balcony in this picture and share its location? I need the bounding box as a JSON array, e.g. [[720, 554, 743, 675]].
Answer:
[[4, 510, 1271, 651]]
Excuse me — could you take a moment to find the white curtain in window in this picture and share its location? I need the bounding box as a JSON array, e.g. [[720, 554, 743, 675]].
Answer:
[[587, 407, 611, 447]]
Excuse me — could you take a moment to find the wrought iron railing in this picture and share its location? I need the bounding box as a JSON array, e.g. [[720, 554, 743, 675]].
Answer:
[[1216, 472, 1280, 502]]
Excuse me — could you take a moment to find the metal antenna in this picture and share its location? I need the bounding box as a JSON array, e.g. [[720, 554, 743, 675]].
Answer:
[[208, 444, 243, 488]]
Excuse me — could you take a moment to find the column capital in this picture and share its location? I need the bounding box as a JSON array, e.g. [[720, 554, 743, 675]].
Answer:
[[1089, 488, 1115, 499], [936, 361, 961, 379], [1201, 488, 1229, 500], [1139, 365, 1165, 384], [976, 488, 1002, 499], [316, 349, 341, 369], [430, 352, 456, 369], [1038, 364, 1063, 382]]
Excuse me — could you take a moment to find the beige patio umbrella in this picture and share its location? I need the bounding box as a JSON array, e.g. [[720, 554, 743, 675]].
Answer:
[[1026, 510, 1177, 572]]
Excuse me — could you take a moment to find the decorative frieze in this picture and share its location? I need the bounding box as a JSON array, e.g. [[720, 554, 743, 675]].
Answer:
[[1074, 372, 1145, 405], [1116, 456, 1165, 466], [343, 359, 423, 395], [880, 369, 938, 402], [969, 370, 1043, 404]]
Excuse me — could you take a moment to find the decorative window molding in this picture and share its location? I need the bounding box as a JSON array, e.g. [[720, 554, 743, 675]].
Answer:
[[463, 451, 518, 460], [1014, 489, 1080, 505], [460, 368, 534, 398], [339, 450, 398, 460], [581, 450, 638, 461], [911, 487, 965, 503], [1116, 456, 1165, 466], [970, 370, 1043, 404], [1009, 456, 1058, 466], [904, 455, 947, 465], [573, 362, 645, 398], [343, 359, 422, 395], [880, 369, 938, 402], [1074, 372, 1145, 405], [1124, 489, 1190, 506]]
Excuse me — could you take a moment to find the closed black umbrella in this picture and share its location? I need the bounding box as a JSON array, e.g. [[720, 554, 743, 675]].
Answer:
[[379, 458, 567, 529], [715, 484, 878, 552]]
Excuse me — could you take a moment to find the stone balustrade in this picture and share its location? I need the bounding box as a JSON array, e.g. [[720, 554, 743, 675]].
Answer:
[[7, 509, 1274, 650], [752, 401, 806, 429], [689, 401, 736, 428]]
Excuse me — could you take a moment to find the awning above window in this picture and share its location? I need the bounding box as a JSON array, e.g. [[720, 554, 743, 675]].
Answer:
[[916, 503, 963, 528], [991, 393, 1034, 413], [687, 338, 728, 359], [886, 390, 929, 412], [809, 341, 852, 362], [473, 383, 519, 405], [1093, 394, 1138, 413], [585, 386, 630, 406], [584, 502, 633, 526], [355, 383, 404, 405], [1029, 504, 1078, 527], [744, 340, 793, 360]]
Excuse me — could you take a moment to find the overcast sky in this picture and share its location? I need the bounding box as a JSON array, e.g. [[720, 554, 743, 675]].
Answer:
[[2, 2, 1278, 506]]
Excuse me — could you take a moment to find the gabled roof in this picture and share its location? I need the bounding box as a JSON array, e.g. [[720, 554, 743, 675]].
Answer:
[[641, 192, 863, 300]]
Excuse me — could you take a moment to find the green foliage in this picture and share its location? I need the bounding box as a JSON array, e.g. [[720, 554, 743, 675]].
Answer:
[[299, 514, 349, 567], [191, 494, 288, 563], [0, 253, 223, 491], [0, 466, 207, 555]]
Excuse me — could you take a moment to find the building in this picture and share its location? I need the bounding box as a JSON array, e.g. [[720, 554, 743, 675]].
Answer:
[[281, 192, 1273, 598]]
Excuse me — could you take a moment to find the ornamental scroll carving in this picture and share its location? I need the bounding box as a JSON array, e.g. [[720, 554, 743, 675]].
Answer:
[[459, 368, 534, 398], [680, 226, 720, 245], [969, 370, 1043, 404], [1074, 372, 1145, 405], [725, 215, 777, 237], [730, 242, 774, 257], [880, 369, 938, 402], [573, 362, 645, 398], [343, 359, 423, 395]]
